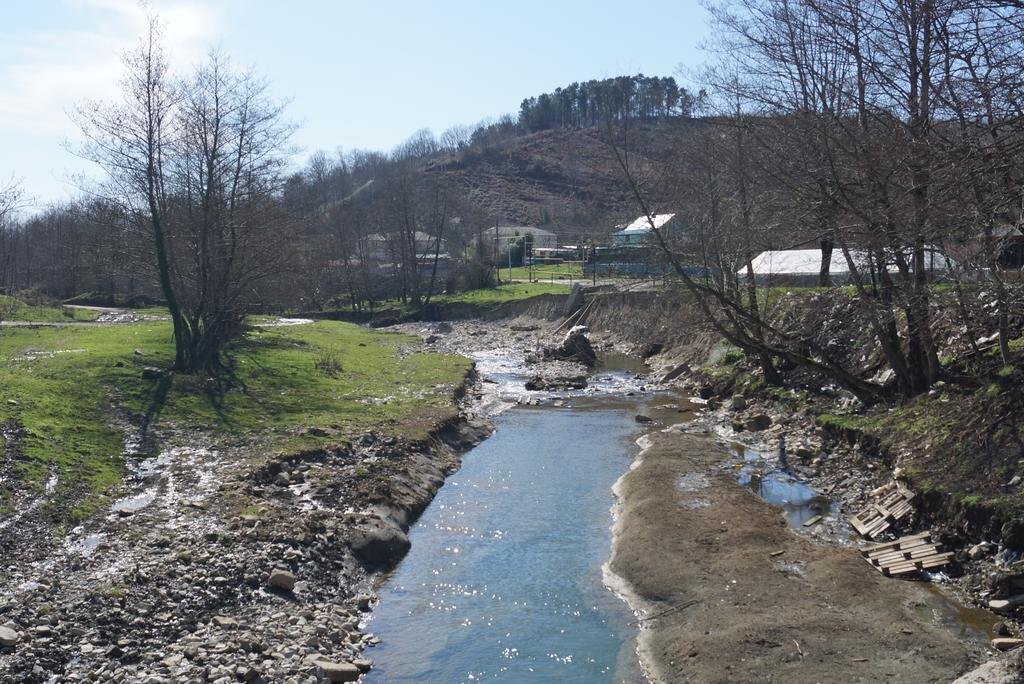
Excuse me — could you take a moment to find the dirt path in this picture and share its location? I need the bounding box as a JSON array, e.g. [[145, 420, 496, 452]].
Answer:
[[609, 426, 981, 683]]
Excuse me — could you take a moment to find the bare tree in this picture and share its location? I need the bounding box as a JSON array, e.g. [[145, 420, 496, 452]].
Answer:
[[74, 18, 294, 371]]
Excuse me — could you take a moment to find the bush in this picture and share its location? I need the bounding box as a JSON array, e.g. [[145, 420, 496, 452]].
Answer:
[[314, 347, 343, 377]]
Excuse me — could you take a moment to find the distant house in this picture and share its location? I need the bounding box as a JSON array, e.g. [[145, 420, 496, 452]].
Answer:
[[742, 248, 955, 286], [480, 225, 558, 252], [366, 231, 445, 262], [612, 214, 678, 247]]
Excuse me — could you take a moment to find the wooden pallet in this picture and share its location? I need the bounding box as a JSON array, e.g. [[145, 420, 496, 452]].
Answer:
[[849, 482, 916, 539], [861, 532, 952, 576]]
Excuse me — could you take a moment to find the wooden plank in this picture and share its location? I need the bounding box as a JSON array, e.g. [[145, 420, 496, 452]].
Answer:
[[869, 544, 942, 565], [803, 515, 824, 528], [864, 518, 891, 538], [862, 532, 932, 555], [870, 547, 944, 567], [886, 552, 953, 574], [865, 538, 934, 558]]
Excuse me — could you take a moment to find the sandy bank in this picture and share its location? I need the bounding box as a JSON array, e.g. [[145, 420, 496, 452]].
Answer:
[[609, 426, 980, 683]]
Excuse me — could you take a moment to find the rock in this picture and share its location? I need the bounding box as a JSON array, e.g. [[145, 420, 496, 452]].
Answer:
[[1001, 519, 1024, 551], [273, 473, 290, 487], [730, 395, 746, 410], [353, 658, 373, 672], [543, 326, 597, 367], [355, 594, 372, 612], [995, 621, 1013, 637], [697, 385, 715, 400], [268, 569, 296, 592], [639, 342, 664, 359], [348, 518, 411, 571], [1009, 475, 1022, 487], [968, 542, 995, 560], [731, 420, 745, 433], [212, 616, 238, 628], [745, 414, 773, 431], [635, 415, 653, 423], [991, 637, 1024, 651], [315, 660, 361, 682], [0, 626, 19, 647], [989, 594, 1024, 612], [162, 654, 184, 668], [435, 321, 452, 333], [794, 447, 816, 462], [525, 375, 587, 391], [141, 367, 165, 380], [659, 363, 689, 383], [423, 335, 439, 344]]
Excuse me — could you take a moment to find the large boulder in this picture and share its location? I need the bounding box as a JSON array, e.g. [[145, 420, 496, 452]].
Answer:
[[0, 626, 19, 647], [348, 517, 411, 571], [315, 660, 361, 682], [542, 326, 597, 367], [267, 569, 296, 592]]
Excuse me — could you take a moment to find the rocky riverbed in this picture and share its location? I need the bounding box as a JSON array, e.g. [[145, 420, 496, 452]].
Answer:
[[0, 393, 491, 683]]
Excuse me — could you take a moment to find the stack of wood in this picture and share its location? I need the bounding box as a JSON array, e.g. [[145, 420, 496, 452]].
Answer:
[[849, 481, 916, 539], [862, 532, 954, 577]]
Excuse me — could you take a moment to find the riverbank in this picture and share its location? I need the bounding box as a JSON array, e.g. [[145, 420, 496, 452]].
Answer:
[[608, 426, 981, 682], [0, 318, 486, 682], [392, 305, 1015, 681]]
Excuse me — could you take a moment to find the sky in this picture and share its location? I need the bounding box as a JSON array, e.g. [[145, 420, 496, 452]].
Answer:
[[0, 0, 712, 209]]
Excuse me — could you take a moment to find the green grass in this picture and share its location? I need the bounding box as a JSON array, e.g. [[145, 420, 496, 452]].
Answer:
[[370, 282, 570, 318], [0, 319, 471, 523], [432, 282, 569, 306], [0, 294, 101, 322], [498, 263, 584, 282]]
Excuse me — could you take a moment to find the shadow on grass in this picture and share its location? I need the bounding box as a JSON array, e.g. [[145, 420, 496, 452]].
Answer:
[[139, 374, 172, 452]]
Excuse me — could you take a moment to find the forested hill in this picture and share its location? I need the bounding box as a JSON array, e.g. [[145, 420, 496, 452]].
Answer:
[[417, 74, 701, 231], [423, 119, 693, 230]]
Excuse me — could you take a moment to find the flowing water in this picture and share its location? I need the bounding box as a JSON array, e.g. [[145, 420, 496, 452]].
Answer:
[[363, 348, 989, 681], [364, 361, 669, 683]]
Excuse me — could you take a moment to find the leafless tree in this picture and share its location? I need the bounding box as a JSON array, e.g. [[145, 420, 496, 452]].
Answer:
[[73, 18, 294, 371]]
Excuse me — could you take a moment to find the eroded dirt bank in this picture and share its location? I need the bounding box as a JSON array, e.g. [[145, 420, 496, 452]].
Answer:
[[610, 427, 980, 683]]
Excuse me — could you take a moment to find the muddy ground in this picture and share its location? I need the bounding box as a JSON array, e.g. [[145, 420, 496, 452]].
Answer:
[[609, 427, 982, 683]]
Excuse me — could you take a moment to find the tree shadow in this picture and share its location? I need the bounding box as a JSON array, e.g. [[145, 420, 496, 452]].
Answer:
[[139, 373, 173, 452]]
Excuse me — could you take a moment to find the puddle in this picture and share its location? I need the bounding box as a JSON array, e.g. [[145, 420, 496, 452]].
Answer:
[[918, 584, 997, 643], [732, 443, 839, 531], [110, 491, 156, 513], [255, 317, 314, 327], [677, 472, 709, 492]]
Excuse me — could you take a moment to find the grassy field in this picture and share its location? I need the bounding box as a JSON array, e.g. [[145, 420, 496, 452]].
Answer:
[[366, 282, 570, 319], [0, 294, 102, 322], [497, 263, 585, 282], [0, 319, 471, 523]]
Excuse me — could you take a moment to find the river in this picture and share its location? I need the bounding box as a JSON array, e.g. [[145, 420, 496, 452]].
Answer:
[[363, 355, 679, 683]]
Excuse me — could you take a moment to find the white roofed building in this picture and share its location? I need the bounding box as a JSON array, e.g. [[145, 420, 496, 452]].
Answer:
[[742, 248, 955, 286], [612, 214, 678, 246]]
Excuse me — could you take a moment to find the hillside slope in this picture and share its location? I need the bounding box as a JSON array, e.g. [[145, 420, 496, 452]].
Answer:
[[425, 120, 693, 233]]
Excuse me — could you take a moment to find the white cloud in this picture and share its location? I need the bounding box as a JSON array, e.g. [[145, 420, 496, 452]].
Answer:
[[0, 0, 225, 137]]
